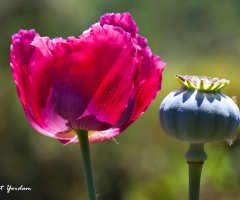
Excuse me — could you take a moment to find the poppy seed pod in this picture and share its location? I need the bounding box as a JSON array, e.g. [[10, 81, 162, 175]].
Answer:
[[159, 75, 240, 200], [159, 75, 240, 145]]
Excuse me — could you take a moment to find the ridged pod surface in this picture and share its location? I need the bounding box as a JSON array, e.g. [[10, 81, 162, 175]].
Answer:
[[159, 75, 240, 200], [159, 75, 240, 144]]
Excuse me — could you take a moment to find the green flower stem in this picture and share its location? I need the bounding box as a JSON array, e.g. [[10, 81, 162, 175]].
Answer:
[[188, 163, 203, 200], [185, 143, 208, 200], [76, 129, 97, 200]]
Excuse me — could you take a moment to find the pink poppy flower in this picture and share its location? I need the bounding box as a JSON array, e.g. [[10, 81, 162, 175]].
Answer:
[[10, 12, 165, 144]]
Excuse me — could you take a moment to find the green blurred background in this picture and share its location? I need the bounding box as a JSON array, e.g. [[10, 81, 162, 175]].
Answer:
[[1, 0, 240, 199]]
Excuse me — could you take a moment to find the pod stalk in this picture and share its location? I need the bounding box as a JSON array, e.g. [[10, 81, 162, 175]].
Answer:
[[188, 163, 203, 200], [185, 143, 207, 200]]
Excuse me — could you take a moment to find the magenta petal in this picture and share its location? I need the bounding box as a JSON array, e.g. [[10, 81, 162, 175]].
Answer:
[[10, 12, 165, 144], [102, 38, 166, 135], [100, 12, 139, 37], [25, 23, 137, 134], [79, 24, 138, 127], [10, 30, 69, 139], [10, 29, 39, 105], [23, 105, 55, 137], [67, 115, 112, 131], [86, 97, 136, 143], [133, 48, 165, 121]]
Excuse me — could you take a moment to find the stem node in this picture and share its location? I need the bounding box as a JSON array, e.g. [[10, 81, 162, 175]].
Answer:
[[185, 143, 207, 200]]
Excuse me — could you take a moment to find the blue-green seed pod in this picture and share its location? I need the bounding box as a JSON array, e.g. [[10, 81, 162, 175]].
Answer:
[[159, 75, 240, 144], [159, 75, 240, 200]]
